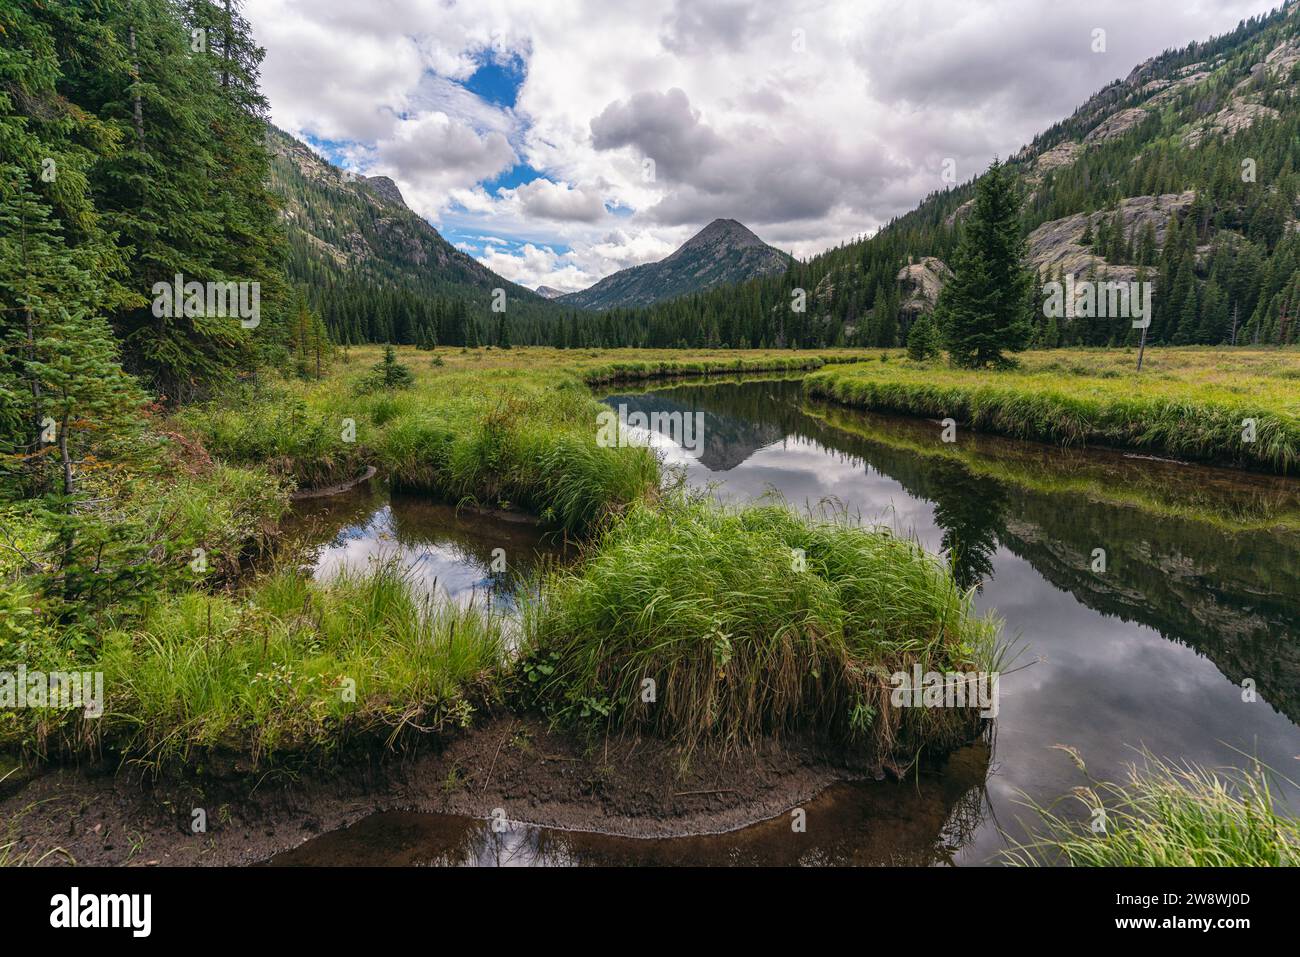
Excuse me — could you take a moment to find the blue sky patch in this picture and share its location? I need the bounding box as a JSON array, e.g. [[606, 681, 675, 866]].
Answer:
[[464, 52, 526, 109]]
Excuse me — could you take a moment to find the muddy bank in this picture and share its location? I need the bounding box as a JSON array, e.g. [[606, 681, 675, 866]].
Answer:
[[289, 465, 378, 500], [0, 717, 950, 866]]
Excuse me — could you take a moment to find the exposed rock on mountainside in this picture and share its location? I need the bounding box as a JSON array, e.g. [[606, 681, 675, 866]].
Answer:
[[559, 218, 791, 310], [535, 285, 566, 299], [1084, 106, 1151, 143], [359, 175, 406, 209], [944, 198, 975, 228], [896, 257, 952, 317], [1184, 101, 1281, 146], [1026, 192, 1196, 279], [1034, 141, 1083, 174]]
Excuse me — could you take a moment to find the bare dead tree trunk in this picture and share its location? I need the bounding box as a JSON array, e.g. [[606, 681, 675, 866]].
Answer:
[[1136, 324, 1147, 372]]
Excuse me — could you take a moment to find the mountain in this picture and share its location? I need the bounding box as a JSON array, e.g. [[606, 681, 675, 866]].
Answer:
[[559, 218, 792, 310], [267, 126, 559, 344], [535, 285, 567, 299], [577, 2, 1300, 350]]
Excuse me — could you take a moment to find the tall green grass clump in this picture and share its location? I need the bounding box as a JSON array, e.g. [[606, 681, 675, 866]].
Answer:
[[1005, 751, 1300, 866], [19, 562, 505, 768], [176, 385, 365, 488], [518, 495, 1000, 760], [386, 387, 661, 535]]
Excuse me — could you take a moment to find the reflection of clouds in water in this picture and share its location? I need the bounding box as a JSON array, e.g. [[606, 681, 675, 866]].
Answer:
[[643, 427, 943, 550], [620, 424, 697, 465], [624, 382, 1300, 864], [286, 382, 1300, 866], [306, 505, 510, 612], [959, 547, 1300, 864]]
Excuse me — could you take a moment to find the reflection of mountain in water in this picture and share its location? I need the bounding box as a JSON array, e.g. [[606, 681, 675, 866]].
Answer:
[[604, 379, 807, 471], [799, 409, 1300, 723], [609, 378, 1300, 725]]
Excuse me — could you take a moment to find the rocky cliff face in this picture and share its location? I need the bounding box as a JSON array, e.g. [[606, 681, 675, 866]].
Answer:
[[1027, 191, 1197, 281], [359, 175, 407, 209], [896, 257, 953, 316], [560, 218, 791, 310], [267, 125, 540, 301], [896, 191, 1195, 310]]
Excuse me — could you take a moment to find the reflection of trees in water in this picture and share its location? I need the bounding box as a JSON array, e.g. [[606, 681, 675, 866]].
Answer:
[[624, 378, 1300, 724], [638, 379, 1009, 590], [789, 393, 1300, 725], [927, 460, 1007, 592]]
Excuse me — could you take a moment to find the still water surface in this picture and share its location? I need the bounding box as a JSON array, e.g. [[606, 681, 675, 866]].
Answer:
[[274, 375, 1300, 865]]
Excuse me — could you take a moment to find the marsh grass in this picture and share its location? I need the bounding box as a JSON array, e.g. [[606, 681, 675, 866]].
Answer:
[[178, 349, 880, 531], [1004, 749, 1300, 866], [579, 352, 868, 386], [18, 561, 505, 769], [518, 494, 1002, 761], [802, 403, 1300, 532], [806, 348, 1300, 473]]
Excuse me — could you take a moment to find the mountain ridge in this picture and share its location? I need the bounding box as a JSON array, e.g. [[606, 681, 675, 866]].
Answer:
[[558, 218, 792, 310]]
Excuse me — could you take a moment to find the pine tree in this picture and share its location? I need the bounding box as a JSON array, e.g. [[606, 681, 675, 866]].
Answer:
[[0, 168, 143, 495], [906, 311, 941, 360], [934, 160, 1033, 368]]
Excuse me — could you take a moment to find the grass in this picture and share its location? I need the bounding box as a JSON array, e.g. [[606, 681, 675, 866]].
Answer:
[[1004, 750, 1300, 866], [517, 493, 1002, 761], [177, 347, 877, 534], [805, 347, 1300, 474], [11, 561, 505, 769], [579, 351, 862, 386], [802, 402, 1300, 533], [7, 345, 973, 774]]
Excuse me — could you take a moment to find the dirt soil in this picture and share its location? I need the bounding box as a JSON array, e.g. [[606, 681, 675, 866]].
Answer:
[[0, 717, 889, 866]]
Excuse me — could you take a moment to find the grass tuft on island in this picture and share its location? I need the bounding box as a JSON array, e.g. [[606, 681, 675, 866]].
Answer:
[[1004, 751, 1300, 867], [805, 348, 1300, 474], [517, 494, 1001, 763]]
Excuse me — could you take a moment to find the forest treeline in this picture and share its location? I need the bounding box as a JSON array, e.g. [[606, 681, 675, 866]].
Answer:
[[5, 0, 1300, 470]]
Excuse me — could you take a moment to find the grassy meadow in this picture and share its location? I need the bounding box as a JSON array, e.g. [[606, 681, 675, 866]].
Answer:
[[806, 348, 1300, 474], [178, 347, 862, 534], [6, 343, 1297, 864], [11, 346, 1004, 770]]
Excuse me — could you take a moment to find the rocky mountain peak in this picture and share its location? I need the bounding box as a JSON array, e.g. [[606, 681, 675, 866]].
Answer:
[[676, 218, 767, 254], [359, 175, 407, 209]]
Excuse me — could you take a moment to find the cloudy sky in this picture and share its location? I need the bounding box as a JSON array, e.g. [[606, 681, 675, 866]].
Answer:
[[246, 0, 1282, 292]]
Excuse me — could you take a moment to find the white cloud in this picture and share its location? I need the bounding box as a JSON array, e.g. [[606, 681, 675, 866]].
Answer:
[[246, 0, 1283, 290], [509, 178, 608, 224]]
